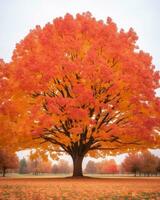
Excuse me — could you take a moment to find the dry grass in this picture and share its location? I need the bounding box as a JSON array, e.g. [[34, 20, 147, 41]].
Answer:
[[0, 177, 160, 199]]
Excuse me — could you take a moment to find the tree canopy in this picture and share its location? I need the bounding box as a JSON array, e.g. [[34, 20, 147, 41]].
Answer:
[[1, 12, 160, 176]]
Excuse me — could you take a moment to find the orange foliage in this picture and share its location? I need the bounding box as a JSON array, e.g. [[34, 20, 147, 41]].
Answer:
[[0, 60, 34, 152], [1, 12, 160, 176]]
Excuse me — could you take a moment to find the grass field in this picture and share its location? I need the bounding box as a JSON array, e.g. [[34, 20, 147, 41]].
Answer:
[[0, 176, 160, 200]]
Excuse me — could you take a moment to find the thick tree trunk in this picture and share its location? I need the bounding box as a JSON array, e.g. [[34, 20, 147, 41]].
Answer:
[[2, 167, 6, 177], [72, 155, 84, 177]]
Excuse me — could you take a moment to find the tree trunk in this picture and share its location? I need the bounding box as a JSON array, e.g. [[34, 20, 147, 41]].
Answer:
[[2, 167, 6, 177], [72, 155, 84, 177]]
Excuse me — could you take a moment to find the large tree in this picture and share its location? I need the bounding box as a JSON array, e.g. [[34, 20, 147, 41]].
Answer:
[[7, 13, 160, 176]]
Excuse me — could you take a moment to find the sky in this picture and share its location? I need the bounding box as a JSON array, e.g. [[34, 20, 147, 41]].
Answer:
[[1, 0, 160, 166]]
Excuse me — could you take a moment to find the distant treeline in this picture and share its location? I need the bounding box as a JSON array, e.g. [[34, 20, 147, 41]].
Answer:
[[0, 149, 160, 176], [85, 151, 160, 176]]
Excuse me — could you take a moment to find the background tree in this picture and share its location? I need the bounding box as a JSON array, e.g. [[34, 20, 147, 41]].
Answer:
[[52, 164, 59, 174], [57, 159, 72, 174], [140, 150, 158, 176], [85, 159, 119, 174], [122, 153, 142, 176], [19, 158, 28, 174], [7, 13, 160, 176], [155, 157, 160, 176], [96, 159, 119, 174], [27, 158, 39, 175], [52, 159, 72, 174], [85, 160, 97, 174], [40, 159, 53, 173], [0, 149, 19, 177], [103, 159, 119, 174], [27, 157, 52, 174], [121, 151, 160, 176]]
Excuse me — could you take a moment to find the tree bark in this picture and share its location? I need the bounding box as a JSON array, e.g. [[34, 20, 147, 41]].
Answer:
[[72, 155, 84, 177]]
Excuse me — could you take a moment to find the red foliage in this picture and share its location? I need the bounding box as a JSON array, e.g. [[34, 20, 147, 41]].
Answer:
[[0, 148, 19, 176]]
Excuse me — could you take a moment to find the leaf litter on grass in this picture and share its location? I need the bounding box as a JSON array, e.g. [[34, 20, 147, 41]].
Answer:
[[0, 178, 160, 200]]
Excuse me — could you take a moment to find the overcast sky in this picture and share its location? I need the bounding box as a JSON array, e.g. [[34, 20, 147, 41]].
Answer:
[[1, 0, 160, 165], [0, 0, 160, 69]]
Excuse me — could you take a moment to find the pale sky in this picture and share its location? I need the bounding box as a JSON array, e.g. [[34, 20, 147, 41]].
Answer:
[[1, 0, 160, 166], [0, 0, 160, 69]]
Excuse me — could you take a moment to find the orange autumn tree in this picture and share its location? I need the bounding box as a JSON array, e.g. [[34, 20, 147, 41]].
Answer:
[[0, 60, 18, 151], [0, 59, 34, 152], [10, 13, 160, 177]]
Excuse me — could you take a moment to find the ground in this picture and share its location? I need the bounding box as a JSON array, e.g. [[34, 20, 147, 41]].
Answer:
[[0, 176, 160, 200]]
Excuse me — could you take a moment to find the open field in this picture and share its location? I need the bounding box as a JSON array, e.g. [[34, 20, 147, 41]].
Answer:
[[0, 177, 160, 200]]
